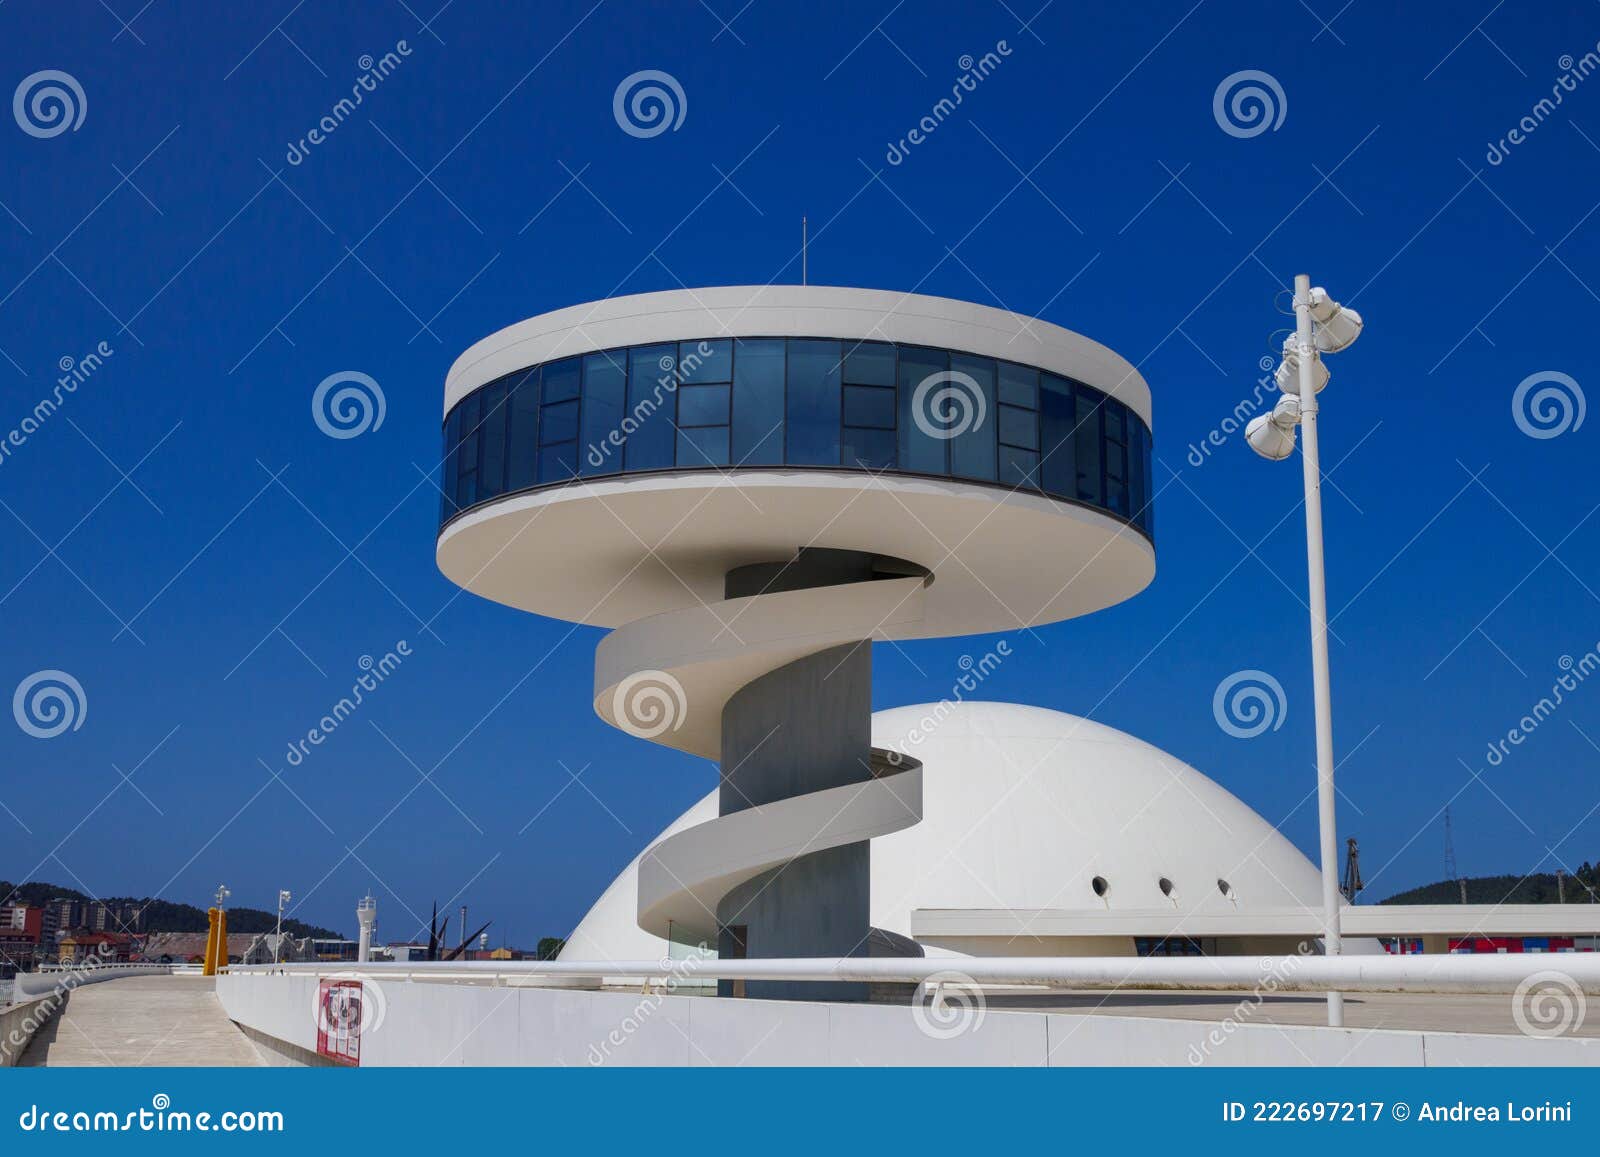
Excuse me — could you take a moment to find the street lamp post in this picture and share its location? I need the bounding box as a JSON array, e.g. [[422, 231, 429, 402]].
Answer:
[[1246, 272, 1363, 1029], [275, 889, 291, 966]]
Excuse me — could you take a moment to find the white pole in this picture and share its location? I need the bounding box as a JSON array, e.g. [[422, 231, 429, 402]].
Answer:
[[1294, 272, 1344, 1028]]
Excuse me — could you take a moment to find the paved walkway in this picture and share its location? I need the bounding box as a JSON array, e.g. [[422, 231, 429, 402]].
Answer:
[[20, 975, 261, 1067]]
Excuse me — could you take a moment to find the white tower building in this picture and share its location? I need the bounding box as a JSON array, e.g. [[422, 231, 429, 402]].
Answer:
[[436, 286, 1154, 999], [356, 894, 377, 963]]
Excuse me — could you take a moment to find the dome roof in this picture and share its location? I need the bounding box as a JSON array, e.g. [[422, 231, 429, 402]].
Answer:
[[559, 701, 1326, 964]]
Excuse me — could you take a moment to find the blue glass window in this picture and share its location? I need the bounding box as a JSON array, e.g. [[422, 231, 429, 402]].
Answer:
[[731, 339, 784, 465], [1038, 374, 1074, 498], [842, 426, 895, 469], [679, 339, 732, 384], [441, 336, 1153, 543], [999, 404, 1037, 450], [842, 385, 895, 429], [785, 339, 841, 466], [454, 392, 480, 510], [949, 354, 996, 482], [897, 346, 948, 476], [627, 345, 677, 471], [581, 351, 627, 476], [998, 361, 1037, 409], [999, 445, 1039, 488], [479, 379, 510, 502], [507, 368, 539, 491], [842, 341, 896, 386], [543, 357, 580, 403], [541, 399, 578, 445], [1075, 389, 1103, 506], [678, 384, 731, 427], [678, 425, 729, 467], [441, 408, 461, 521]]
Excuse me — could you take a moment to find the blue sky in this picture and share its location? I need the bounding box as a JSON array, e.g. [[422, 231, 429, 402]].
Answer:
[[2, 0, 1598, 945]]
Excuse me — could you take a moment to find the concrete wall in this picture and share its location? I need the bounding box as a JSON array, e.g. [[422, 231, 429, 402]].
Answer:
[[1, 995, 58, 1067], [215, 972, 1600, 1067]]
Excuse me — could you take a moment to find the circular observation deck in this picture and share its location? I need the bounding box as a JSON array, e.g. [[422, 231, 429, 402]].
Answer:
[[435, 286, 1156, 635]]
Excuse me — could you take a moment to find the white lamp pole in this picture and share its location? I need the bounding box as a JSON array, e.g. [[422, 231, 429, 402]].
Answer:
[[1292, 273, 1344, 1028], [1247, 272, 1363, 1029]]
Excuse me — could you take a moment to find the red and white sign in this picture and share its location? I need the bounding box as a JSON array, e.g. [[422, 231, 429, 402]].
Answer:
[[316, 978, 364, 1066]]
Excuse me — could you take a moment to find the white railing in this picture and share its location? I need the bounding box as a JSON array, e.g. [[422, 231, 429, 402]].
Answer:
[[225, 952, 1600, 994], [16, 963, 173, 1000]]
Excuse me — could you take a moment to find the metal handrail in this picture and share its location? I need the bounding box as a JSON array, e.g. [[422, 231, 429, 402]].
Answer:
[[223, 952, 1600, 995]]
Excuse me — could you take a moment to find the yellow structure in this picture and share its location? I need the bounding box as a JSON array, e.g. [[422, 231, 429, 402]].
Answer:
[[202, 906, 220, 976]]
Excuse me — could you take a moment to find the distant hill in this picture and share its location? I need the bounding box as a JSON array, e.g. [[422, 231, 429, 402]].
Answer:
[[1379, 871, 1600, 907], [0, 880, 343, 939]]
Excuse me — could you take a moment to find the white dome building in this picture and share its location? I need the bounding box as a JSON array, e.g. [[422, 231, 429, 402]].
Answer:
[[561, 701, 1355, 966]]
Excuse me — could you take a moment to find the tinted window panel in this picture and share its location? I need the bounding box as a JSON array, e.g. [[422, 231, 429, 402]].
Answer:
[[679, 339, 732, 383], [440, 409, 461, 521], [842, 426, 895, 469], [581, 351, 627, 476], [1038, 374, 1075, 498], [998, 361, 1038, 408], [627, 345, 678, 471], [543, 357, 581, 403], [897, 347, 948, 475], [999, 445, 1040, 488], [949, 354, 997, 481], [508, 369, 539, 490], [732, 339, 785, 465], [678, 384, 731, 427], [998, 404, 1037, 449], [842, 385, 895, 429], [1075, 388, 1103, 506], [785, 339, 842, 466], [455, 393, 480, 509], [477, 380, 508, 500], [537, 441, 578, 482], [842, 341, 896, 386], [541, 399, 579, 445], [677, 425, 729, 467]]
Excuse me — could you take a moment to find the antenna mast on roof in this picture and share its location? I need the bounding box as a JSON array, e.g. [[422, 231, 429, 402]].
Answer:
[[801, 216, 808, 285]]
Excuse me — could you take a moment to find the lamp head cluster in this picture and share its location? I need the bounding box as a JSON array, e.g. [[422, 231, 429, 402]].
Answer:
[[1246, 284, 1362, 460]]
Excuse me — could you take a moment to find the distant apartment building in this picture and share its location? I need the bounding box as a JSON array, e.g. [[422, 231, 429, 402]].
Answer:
[[0, 905, 44, 975]]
